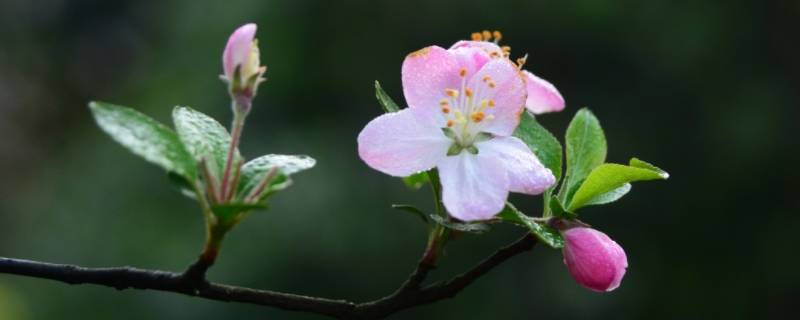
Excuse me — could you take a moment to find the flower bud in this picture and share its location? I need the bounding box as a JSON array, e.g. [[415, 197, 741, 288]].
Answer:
[[222, 23, 266, 113], [562, 227, 628, 292]]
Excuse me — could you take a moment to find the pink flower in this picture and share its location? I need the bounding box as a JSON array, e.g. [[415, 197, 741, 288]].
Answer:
[[222, 23, 263, 86], [562, 227, 628, 292], [450, 40, 565, 114], [357, 45, 555, 221]]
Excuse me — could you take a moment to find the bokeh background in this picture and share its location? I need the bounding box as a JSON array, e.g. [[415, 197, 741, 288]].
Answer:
[[1, 0, 798, 319]]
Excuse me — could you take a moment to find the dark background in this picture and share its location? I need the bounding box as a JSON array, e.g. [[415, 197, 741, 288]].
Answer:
[[0, 0, 797, 319]]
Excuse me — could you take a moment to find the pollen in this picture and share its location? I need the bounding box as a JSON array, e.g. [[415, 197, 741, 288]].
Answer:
[[482, 30, 492, 41], [471, 32, 482, 41], [408, 47, 432, 58], [447, 120, 455, 127], [492, 31, 503, 43], [445, 89, 459, 98], [465, 88, 473, 97], [459, 68, 467, 77], [471, 111, 486, 123]]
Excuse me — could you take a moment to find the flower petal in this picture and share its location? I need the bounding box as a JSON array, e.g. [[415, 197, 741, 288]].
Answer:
[[449, 40, 504, 57], [401, 46, 462, 126], [523, 70, 565, 114], [357, 109, 450, 177], [438, 153, 509, 221], [223, 23, 257, 80], [562, 227, 628, 292], [468, 59, 527, 136], [477, 136, 555, 195]]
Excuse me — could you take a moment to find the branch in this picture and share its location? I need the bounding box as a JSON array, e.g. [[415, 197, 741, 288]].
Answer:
[[0, 234, 537, 319]]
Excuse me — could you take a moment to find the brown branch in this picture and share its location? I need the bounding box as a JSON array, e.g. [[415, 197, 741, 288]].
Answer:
[[0, 234, 537, 319]]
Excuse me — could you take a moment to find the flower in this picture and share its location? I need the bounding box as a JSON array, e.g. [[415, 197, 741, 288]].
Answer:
[[222, 23, 266, 111], [450, 36, 565, 114], [357, 43, 556, 221], [562, 227, 628, 292]]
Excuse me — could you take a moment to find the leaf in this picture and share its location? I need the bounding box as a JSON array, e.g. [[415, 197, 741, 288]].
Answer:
[[391, 204, 429, 223], [567, 159, 669, 211], [89, 101, 196, 180], [561, 108, 606, 205], [172, 106, 241, 178], [375, 80, 400, 113], [497, 203, 564, 248], [429, 214, 490, 234], [513, 111, 563, 182], [582, 183, 631, 207], [211, 202, 267, 227], [549, 197, 576, 219], [402, 172, 430, 190], [237, 154, 316, 202]]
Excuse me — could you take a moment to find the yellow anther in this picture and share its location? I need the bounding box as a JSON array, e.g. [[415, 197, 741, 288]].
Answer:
[[482, 30, 492, 41], [454, 110, 466, 122], [439, 99, 449, 106], [471, 32, 482, 41], [471, 111, 486, 123], [465, 88, 473, 97], [480, 99, 489, 108], [445, 89, 459, 98], [493, 31, 503, 42], [459, 68, 467, 77]]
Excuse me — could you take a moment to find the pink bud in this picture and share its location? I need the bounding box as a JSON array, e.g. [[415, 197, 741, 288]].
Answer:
[[562, 227, 628, 292], [222, 23, 258, 82]]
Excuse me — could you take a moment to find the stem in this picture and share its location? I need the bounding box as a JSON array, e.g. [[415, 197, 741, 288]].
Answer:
[[220, 110, 246, 200]]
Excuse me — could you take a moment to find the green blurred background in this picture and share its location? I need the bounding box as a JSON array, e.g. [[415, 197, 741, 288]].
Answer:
[[1, 0, 797, 319]]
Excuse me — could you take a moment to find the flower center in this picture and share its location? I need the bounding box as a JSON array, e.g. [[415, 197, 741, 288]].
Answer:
[[439, 67, 498, 155]]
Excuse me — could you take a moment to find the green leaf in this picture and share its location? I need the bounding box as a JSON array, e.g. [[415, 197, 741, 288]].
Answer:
[[237, 154, 316, 202], [513, 111, 563, 182], [497, 203, 564, 248], [582, 183, 631, 207], [567, 159, 669, 211], [172, 106, 241, 178], [549, 197, 576, 219], [375, 80, 400, 113], [429, 214, 489, 234], [391, 204, 429, 223], [561, 108, 606, 205], [211, 202, 267, 227], [89, 101, 196, 180], [401, 172, 430, 190]]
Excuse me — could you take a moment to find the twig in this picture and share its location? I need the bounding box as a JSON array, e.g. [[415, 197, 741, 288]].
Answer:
[[0, 234, 537, 319]]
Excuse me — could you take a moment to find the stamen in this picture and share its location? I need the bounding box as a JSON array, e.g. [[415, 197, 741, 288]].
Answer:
[[489, 99, 496, 107], [482, 30, 492, 41], [482, 75, 492, 82], [471, 32, 482, 41], [471, 111, 486, 123], [493, 31, 503, 43], [488, 81, 496, 88], [442, 107, 450, 114], [465, 88, 473, 97], [445, 89, 459, 98], [516, 54, 529, 70], [447, 120, 455, 127], [439, 99, 449, 106], [459, 68, 467, 77]]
